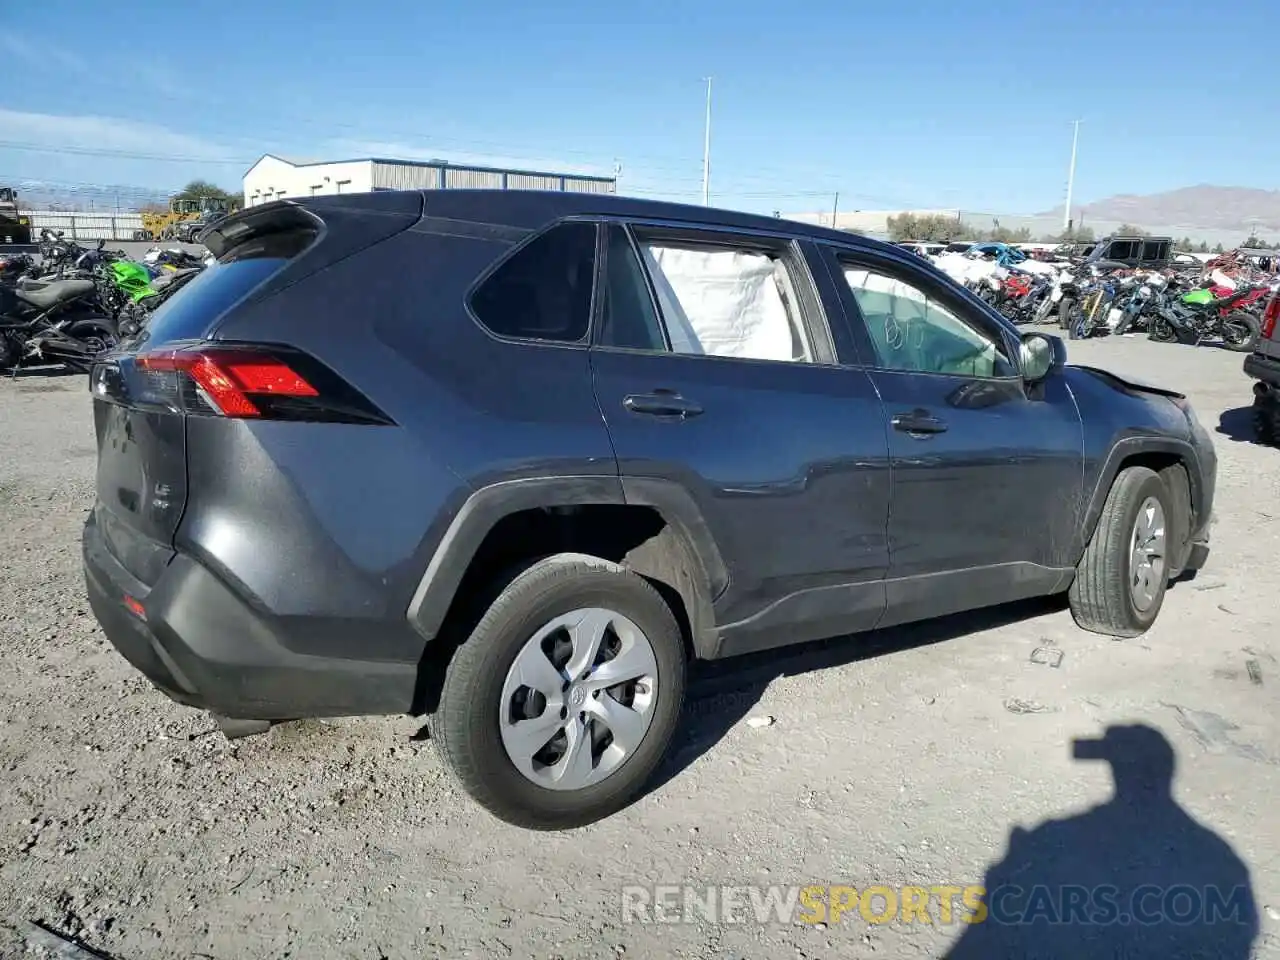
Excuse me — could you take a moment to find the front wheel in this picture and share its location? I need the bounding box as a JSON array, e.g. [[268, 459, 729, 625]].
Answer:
[[1033, 294, 1055, 325], [1147, 317, 1178, 343], [1068, 466, 1174, 638], [433, 553, 687, 830], [1057, 297, 1075, 329], [1220, 311, 1260, 352]]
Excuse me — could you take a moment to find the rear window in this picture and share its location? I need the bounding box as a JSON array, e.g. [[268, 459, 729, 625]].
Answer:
[[136, 228, 313, 347]]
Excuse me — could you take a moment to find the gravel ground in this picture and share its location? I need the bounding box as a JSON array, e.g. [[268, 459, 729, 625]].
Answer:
[[1, 331, 1278, 959]]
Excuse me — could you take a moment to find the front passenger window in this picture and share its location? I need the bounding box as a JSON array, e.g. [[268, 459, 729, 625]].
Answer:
[[841, 265, 1015, 379]]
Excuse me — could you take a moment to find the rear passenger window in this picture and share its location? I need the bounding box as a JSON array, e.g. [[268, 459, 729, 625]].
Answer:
[[1106, 240, 1140, 261], [597, 225, 667, 352], [470, 221, 597, 343], [635, 238, 813, 363]]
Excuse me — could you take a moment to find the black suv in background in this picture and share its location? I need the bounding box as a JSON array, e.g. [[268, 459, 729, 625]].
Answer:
[[1084, 234, 1174, 269], [83, 191, 1216, 829]]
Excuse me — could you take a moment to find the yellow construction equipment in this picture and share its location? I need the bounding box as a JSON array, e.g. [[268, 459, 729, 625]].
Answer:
[[141, 195, 233, 241]]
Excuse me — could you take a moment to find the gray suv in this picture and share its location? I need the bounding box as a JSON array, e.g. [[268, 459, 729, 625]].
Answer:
[[82, 191, 1216, 828]]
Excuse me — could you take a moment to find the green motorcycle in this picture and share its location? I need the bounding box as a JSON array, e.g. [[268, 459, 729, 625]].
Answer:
[[108, 260, 160, 304]]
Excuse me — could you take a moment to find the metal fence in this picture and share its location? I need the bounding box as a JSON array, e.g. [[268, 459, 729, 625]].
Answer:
[[21, 211, 148, 241]]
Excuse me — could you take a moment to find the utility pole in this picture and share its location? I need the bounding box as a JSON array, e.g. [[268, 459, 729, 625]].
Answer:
[[831, 191, 839, 229], [1063, 119, 1081, 232], [702, 77, 713, 206]]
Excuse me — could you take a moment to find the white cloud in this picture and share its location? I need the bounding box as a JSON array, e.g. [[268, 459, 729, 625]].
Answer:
[[325, 138, 611, 178], [0, 30, 89, 73], [0, 29, 183, 91], [0, 108, 245, 163]]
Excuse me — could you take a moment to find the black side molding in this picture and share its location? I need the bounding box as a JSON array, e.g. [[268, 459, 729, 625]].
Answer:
[[405, 475, 729, 649]]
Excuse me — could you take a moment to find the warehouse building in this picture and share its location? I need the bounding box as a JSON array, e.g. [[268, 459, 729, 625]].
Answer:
[[242, 154, 617, 207]]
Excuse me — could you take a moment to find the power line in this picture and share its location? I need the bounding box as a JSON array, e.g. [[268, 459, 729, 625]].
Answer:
[[0, 139, 250, 166]]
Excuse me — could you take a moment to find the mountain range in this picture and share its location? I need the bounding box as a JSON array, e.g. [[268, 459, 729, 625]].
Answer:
[[1038, 185, 1280, 232]]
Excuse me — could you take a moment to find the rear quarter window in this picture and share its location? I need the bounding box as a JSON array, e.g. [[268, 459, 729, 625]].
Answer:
[[136, 228, 316, 348], [469, 221, 597, 343], [137, 258, 288, 347]]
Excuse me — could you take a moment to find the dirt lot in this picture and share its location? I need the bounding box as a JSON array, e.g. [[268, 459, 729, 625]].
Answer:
[[1, 333, 1277, 959]]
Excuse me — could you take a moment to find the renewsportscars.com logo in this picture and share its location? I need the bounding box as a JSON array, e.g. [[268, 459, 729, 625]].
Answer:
[[621, 883, 1253, 927]]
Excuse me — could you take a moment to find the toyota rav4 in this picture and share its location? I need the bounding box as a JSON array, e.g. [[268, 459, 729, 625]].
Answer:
[[83, 191, 1216, 829]]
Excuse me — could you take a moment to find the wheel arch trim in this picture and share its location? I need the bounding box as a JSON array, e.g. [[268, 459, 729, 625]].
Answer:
[[1078, 436, 1203, 560], [406, 475, 728, 648]]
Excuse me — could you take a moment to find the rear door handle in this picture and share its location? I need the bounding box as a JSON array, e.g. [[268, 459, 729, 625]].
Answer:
[[891, 411, 947, 436], [623, 392, 704, 419]]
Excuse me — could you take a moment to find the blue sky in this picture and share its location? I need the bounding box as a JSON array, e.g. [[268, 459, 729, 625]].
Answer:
[[1, 0, 1275, 215]]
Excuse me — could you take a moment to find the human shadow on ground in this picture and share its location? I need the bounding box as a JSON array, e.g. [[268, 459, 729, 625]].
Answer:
[[944, 724, 1258, 960], [1216, 407, 1262, 444], [645, 594, 1067, 796]]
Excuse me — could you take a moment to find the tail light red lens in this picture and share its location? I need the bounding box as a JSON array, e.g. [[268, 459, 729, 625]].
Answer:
[[1262, 294, 1279, 340], [96, 344, 393, 425], [138, 348, 318, 418]]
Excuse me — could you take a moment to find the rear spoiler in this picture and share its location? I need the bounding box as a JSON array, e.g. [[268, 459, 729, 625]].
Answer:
[[200, 201, 325, 259]]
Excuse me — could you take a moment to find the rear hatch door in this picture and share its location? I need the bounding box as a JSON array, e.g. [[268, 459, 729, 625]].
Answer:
[[89, 194, 423, 586]]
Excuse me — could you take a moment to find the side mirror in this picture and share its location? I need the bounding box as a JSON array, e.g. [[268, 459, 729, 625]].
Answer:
[[1020, 331, 1065, 383]]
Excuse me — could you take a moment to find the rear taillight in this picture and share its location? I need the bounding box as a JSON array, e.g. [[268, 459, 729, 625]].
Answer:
[[138, 349, 318, 418], [1262, 295, 1280, 340], [95, 344, 393, 425]]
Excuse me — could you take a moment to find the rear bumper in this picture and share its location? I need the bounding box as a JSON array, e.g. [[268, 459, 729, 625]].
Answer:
[[83, 512, 419, 720]]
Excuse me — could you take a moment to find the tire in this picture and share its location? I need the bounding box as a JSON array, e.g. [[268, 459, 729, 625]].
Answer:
[[1068, 466, 1174, 638], [1220, 311, 1260, 352], [1254, 397, 1278, 446], [1033, 295, 1054, 325], [1148, 318, 1177, 343], [433, 553, 687, 830], [63, 320, 118, 372], [1057, 297, 1075, 330]]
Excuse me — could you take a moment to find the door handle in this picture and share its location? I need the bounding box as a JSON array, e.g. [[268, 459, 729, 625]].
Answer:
[[623, 392, 704, 419], [891, 411, 947, 436]]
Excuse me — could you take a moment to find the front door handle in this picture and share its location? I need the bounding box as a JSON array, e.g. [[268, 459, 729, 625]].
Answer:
[[623, 392, 704, 419], [891, 410, 947, 436]]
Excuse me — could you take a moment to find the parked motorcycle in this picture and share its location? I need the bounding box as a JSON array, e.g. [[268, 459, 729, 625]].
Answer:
[[999, 271, 1055, 325], [1111, 272, 1169, 336], [0, 277, 118, 372], [1145, 285, 1261, 351]]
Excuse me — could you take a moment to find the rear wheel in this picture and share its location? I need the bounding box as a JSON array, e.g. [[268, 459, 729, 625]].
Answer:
[[1254, 397, 1279, 446], [433, 553, 686, 830], [1068, 466, 1173, 638], [1220, 311, 1260, 352], [63, 320, 118, 371]]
